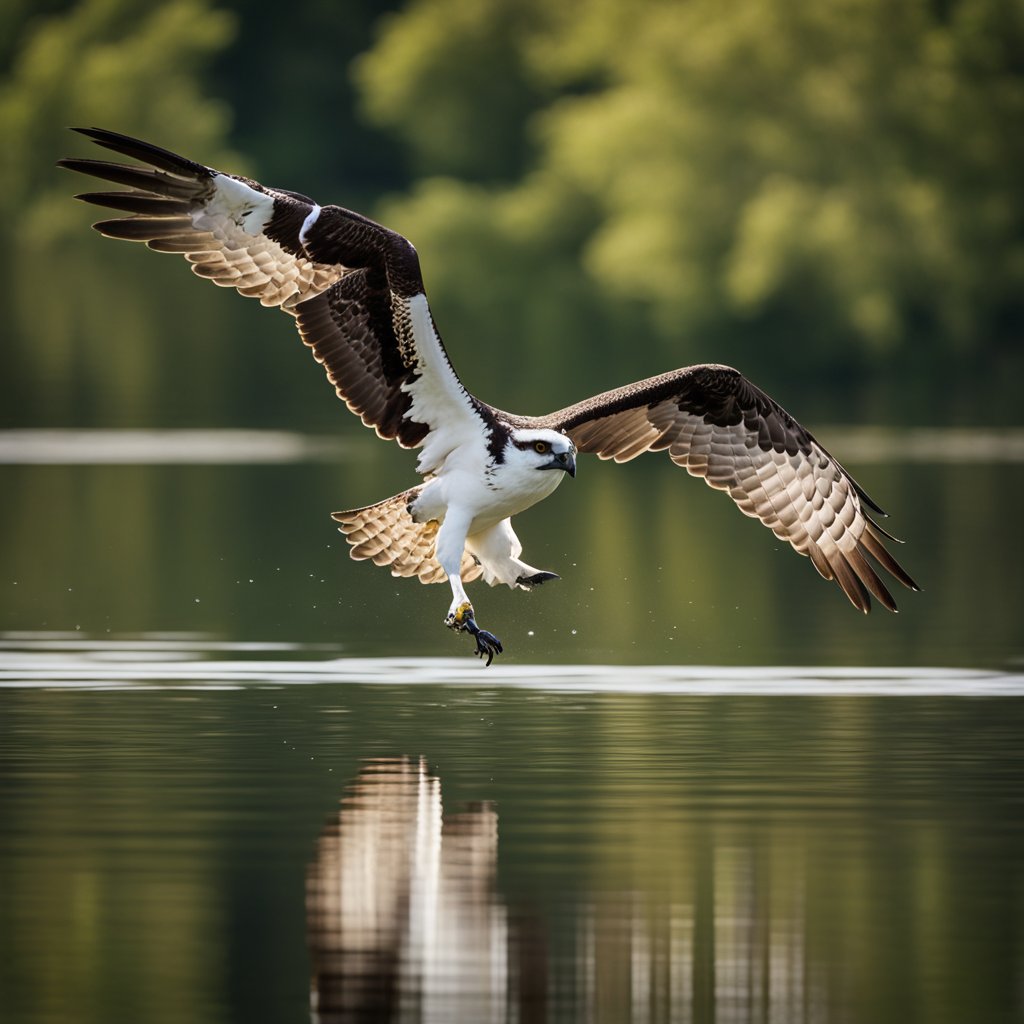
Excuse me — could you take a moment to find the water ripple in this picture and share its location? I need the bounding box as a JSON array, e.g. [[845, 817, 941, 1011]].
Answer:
[[0, 634, 1019, 694]]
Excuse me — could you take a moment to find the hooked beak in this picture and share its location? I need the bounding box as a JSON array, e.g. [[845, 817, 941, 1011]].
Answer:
[[544, 449, 576, 478]]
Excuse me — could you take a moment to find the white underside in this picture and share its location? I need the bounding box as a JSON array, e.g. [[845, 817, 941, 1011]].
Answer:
[[465, 519, 546, 589], [395, 292, 568, 623], [415, 463, 565, 616]]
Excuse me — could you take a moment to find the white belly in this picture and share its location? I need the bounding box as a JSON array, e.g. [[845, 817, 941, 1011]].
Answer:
[[413, 463, 567, 533]]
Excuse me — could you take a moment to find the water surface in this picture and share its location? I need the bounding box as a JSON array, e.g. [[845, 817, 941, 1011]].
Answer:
[[1, 638, 1022, 1024], [1, 430, 1022, 1023], [2, 427, 1022, 668]]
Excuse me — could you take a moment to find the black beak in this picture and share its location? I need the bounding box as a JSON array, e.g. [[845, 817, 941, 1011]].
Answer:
[[545, 450, 576, 478]]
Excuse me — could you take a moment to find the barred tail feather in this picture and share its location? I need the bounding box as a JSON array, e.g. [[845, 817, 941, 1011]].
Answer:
[[331, 486, 483, 585]]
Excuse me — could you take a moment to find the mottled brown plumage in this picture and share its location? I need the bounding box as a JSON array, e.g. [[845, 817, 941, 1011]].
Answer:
[[332, 487, 484, 585], [540, 365, 916, 612]]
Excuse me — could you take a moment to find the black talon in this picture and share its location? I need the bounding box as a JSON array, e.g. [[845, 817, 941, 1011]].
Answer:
[[516, 571, 560, 588], [462, 615, 503, 667]]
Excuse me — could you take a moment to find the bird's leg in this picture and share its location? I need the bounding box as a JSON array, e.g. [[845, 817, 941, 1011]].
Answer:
[[437, 512, 503, 666], [445, 600, 503, 667]]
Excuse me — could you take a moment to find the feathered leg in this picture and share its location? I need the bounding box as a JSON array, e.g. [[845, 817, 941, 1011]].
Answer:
[[466, 518, 560, 589], [435, 511, 503, 666]]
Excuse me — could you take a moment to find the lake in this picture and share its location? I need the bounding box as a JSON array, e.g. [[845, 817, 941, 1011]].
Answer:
[[1, 429, 1022, 1023]]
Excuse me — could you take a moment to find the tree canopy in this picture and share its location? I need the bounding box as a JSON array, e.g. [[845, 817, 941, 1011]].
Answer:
[[0, 0, 241, 248], [357, 0, 1024, 409], [2, 0, 1022, 425]]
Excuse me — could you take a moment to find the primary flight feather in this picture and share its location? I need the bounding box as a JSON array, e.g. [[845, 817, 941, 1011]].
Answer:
[[60, 128, 919, 664]]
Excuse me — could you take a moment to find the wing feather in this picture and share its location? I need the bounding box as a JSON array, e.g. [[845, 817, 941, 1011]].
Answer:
[[332, 487, 483, 585], [60, 128, 493, 458], [59, 131, 346, 309], [540, 363, 919, 612]]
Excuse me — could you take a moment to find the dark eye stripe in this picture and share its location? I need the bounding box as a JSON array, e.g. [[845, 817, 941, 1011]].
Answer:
[[512, 436, 567, 452]]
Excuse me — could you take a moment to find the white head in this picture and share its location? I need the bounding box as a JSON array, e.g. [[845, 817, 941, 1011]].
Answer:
[[505, 428, 577, 478]]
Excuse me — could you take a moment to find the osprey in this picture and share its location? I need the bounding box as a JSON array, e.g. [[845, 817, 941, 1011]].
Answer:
[[60, 128, 919, 665]]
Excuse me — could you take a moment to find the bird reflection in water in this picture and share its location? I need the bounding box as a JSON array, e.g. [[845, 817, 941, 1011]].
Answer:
[[307, 758, 508, 1023], [308, 760, 815, 1023]]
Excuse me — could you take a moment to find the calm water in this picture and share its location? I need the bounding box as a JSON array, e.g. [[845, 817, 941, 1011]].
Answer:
[[1, 434, 1023, 1023]]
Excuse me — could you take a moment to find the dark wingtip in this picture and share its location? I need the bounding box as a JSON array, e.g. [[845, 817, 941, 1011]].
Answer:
[[67, 127, 121, 145], [865, 513, 904, 544], [895, 567, 922, 593], [854, 481, 888, 517], [70, 126, 127, 142], [60, 127, 212, 178]]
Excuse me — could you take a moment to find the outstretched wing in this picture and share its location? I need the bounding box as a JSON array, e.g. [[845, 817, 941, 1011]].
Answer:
[[540, 364, 919, 612], [59, 128, 491, 462]]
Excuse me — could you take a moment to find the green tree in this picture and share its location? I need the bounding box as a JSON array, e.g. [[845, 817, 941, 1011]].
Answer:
[[0, 0, 240, 248], [355, 0, 547, 182], [0, 0, 243, 427], [356, 0, 1024, 411], [206, 0, 407, 206]]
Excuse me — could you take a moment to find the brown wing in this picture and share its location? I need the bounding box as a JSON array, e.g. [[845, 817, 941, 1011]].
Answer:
[[540, 364, 920, 612], [59, 127, 346, 308], [59, 128, 487, 453]]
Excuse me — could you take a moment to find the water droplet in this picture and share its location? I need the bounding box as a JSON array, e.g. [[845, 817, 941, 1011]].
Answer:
[[527, 630, 535, 636], [571, 629, 577, 635]]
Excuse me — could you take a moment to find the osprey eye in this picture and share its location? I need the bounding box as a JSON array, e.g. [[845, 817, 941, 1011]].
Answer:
[[534, 441, 550, 455]]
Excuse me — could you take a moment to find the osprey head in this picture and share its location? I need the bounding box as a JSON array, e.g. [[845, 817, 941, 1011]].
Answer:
[[507, 428, 576, 478]]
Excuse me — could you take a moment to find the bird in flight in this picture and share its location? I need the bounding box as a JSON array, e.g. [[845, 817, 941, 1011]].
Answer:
[[60, 128, 919, 665]]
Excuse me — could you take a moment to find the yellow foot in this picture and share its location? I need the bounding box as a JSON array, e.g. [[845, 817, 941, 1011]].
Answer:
[[445, 602, 474, 630], [443, 603, 503, 665]]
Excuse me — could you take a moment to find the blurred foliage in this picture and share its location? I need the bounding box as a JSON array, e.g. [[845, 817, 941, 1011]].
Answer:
[[355, 0, 546, 181], [0, 0, 249, 429], [2, 0, 1023, 427], [0, 0, 241, 249], [206, 0, 407, 206], [357, 0, 1024, 411]]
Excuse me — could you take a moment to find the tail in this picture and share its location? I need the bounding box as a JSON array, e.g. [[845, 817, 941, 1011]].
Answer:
[[331, 486, 483, 585]]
